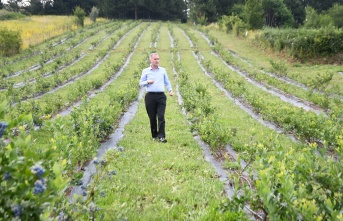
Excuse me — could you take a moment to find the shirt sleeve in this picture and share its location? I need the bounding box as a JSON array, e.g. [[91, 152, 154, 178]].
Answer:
[[139, 69, 149, 87], [164, 70, 173, 92]]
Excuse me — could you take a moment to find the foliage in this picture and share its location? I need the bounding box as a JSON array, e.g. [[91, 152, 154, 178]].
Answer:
[[95, 0, 187, 20], [327, 3, 343, 28], [73, 6, 86, 27], [269, 60, 288, 77], [0, 100, 69, 219], [243, 0, 264, 30], [189, 0, 217, 24], [218, 15, 245, 33], [28, 0, 44, 15], [304, 6, 334, 29], [89, 6, 99, 23], [0, 9, 26, 20], [283, 0, 306, 26], [0, 15, 83, 49], [232, 143, 343, 220], [256, 27, 343, 59], [262, 0, 295, 28], [232, 19, 249, 37], [0, 27, 22, 56]]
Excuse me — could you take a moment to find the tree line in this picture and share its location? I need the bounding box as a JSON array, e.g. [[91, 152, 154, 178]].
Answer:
[[1, 0, 188, 21], [0, 0, 343, 27], [189, 0, 343, 28]]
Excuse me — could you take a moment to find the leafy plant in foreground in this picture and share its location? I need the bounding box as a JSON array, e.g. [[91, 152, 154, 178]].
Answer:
[[0, 100, 69, 220]]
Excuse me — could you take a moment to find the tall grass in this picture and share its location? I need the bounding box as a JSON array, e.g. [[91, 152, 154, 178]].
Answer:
[[0, 15, 105, 49]]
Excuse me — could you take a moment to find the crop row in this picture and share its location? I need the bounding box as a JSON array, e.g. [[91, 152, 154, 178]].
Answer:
[[1, 19, 159, 218], [4, 21, 145, 126], [179, 25, 343, 150], [200, 28, 343, 114], [0, 20, 113, 68], [1, 21, 342, 220], [1, 20, 123, 87], [43, 22, 160, 219], [169, 23, 342, 220], [2, 21, 134, 102]]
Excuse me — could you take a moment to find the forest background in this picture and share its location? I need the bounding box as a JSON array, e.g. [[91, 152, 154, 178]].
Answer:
[[1, 0, 343, 28]]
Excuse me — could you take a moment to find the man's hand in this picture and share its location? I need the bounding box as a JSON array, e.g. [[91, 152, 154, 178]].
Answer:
[[169, 90, 174, 96], [147, 80, 154, 84]]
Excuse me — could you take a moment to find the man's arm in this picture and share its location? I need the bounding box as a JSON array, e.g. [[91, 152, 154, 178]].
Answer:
[[139, 69, 149, 87], [164, 70, 173, 96]]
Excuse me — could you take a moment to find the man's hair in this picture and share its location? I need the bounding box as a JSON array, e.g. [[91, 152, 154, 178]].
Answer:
[[149, 52, 158, 59]]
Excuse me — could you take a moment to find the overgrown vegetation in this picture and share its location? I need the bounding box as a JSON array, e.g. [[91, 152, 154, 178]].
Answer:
[[73, 6, 86, 27], [255, 27, 343, 60], [0, 9, 26, 20], [0, 28, 22, 56]]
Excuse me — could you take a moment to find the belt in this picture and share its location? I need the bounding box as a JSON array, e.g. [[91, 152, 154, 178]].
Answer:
[[147, 92, 164, 94]]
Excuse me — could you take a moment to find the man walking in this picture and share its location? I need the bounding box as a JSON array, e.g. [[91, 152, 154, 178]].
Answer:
[[139, 53, 174, 143]]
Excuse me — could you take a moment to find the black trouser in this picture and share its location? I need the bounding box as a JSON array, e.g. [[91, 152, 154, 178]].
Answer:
[[145, 92, 167, 139]]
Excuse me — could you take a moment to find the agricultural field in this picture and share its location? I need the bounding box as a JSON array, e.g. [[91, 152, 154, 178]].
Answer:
[[0, 15, 101, 49], [0, 18, 342, 220]]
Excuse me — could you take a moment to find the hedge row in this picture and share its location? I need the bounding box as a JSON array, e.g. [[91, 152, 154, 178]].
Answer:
[[256, 28, 343, 59]]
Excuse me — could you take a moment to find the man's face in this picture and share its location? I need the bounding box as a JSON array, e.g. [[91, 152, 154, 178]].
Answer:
[[150, 54, 159, 67]]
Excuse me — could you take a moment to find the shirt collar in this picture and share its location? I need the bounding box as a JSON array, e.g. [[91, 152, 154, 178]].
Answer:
[[150, 65, 159, 70]]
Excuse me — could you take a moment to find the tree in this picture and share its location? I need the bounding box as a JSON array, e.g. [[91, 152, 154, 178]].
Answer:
[[73, 6, 86, 27], [303, 6, 321, 28], [243, 0, 264, 30], [94, 0, 186, 21], [7, 0, 22, 12], [327, 3, 343, 28], [189, 0, 217, 24], [50, 0, 68, 15], [43, 0, 54, 14], [29, 0, 44, 15], [283, 0, 306, 26], [89, 6, 99, 22], [301, 0, 343, 13], [303, 6, 335, 29], [0, 0, 3, 10], [262, 0, 295, 27]]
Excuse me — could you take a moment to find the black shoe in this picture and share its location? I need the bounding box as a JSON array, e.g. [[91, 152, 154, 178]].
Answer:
[[159, 137, 167, 143]]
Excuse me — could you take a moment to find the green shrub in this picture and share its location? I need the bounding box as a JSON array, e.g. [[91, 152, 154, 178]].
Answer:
[[219, 15, 246, 33], [89, 6, 99, 23], [0, 10, 26, 20], [73, 6, 86, 27], [256, 27, 343, 59], [0, 101, 69, 219], [0, 28, 22, 56]]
